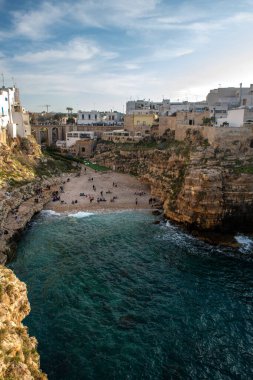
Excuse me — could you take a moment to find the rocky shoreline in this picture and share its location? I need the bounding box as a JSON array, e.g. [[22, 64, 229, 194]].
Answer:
[[0, 266, 47, 379], [0, 175, 70, 265]]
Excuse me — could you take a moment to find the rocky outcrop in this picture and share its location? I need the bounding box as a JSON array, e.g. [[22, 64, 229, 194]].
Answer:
[[94, 133, 253, 232], [0, 177, 64, 264], [0, 266, 47, 379]]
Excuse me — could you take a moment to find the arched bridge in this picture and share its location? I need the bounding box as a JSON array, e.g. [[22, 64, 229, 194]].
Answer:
[[31, 124, 70, 146]]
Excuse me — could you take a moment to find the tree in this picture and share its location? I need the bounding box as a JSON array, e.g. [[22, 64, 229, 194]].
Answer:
[[66, 107, 73, 115], [202, 116, 215, 125], [67, 117, 75, 124]]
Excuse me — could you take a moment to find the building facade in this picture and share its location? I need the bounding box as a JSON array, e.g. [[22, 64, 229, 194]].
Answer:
[[0, 86, 31, 142], [126, 99, 208, 117], [124, 113, 159, 136], [207, 84, 253, 123], [77, 110, 124, 126]]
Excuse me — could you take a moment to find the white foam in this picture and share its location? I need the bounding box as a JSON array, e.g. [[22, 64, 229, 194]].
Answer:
[[41, 210, 62, 217], [68, 211, 94, 218], [235, 235, 253, 253]]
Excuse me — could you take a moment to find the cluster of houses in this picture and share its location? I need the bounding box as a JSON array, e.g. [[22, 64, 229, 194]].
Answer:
[[1, 83, 253, 157]]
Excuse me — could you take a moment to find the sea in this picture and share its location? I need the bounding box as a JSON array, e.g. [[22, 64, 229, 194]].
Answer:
[[8, 210, 253, 380]]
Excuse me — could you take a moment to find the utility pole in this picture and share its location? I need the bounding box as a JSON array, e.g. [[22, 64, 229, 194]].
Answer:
[[1, 73, 5, 87], [44, 105, 51, 113]]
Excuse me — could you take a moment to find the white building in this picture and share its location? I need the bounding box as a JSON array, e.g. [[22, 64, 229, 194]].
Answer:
[[207, 84, 253, 118], [66, 131, 95, 148], [126, 99, 169, 115], [126, 99, 208, 116], [0, 86, 31, 139], [217, 107, 253, 127], [102, 129, 142, 143], [77, 110, 124, 126]]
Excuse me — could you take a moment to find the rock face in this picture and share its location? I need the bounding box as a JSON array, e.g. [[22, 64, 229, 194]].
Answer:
[[94, 132, 253, 232], [0, 177, 64, 264], [0, 266, 47, 379]]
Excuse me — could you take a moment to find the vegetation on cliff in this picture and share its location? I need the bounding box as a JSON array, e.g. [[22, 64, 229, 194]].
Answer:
[[0, 137, 74, 189]]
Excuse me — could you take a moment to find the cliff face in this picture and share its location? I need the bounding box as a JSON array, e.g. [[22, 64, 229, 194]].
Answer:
[[0, 176, 65, 265], [94, 133, 253, 231], [0, 266, 47, 379], [0, 136, 78, 264], [148, 146, 253, 231]]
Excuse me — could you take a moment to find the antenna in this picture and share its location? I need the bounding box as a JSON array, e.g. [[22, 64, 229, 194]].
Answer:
[[38, 105, 51, 113], [44, 104, 51, 113], [1, 73, 5, 87]]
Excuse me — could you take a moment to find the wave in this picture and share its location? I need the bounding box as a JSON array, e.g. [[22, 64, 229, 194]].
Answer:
[[67, 211, 94, 218], [41, 210, 62, 217], [235, 234, 253, 253]]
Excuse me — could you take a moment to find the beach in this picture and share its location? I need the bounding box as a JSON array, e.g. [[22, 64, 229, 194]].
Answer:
[[45, 167, 153, 213]]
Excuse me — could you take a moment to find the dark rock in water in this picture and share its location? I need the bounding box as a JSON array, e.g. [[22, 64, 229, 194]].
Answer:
[[152, 209, 162, 216], [153, 220, 160, 224], [118, 315, 137, 329]]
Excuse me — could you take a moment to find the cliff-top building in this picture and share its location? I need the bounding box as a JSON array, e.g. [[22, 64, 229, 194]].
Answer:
[[0, 85, 31, 144], [207, 84, 253, 124], [77, 110, 124, 126], [126, 99, 208, 116]]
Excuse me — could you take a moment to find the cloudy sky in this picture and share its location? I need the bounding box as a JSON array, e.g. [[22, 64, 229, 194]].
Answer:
[[0, 0, 253, 112]]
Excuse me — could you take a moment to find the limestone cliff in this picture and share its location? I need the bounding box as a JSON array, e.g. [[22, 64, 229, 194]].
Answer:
[[0, 175, 72, 265], [94, 131, 253, 232], [0, 266, 47, 379], [0, 137, 78, 264]]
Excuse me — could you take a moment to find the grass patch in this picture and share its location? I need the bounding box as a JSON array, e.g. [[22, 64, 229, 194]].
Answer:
[[46, 150, 110, 172], [233, 165, 253, 174]]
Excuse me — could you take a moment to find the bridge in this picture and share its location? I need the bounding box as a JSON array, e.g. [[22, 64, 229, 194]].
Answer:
[[31, 124, 70, 146]]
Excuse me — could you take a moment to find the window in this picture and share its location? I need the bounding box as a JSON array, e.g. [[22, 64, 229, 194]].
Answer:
[[82, 114, 84, 119], [82, 147, 85, 152], [88, 114, 91, 119]]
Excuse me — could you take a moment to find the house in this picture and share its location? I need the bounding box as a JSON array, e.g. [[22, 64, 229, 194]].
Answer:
[[77, 110, 124, 126], [102, 129, 142, 143], [66, 131, 95, 148], [207, 84, 253, 123], [124, 113, 159, 136], [217, 107, 253, 127], [0, 86, 31, 141], [126, 99, 208, 116]]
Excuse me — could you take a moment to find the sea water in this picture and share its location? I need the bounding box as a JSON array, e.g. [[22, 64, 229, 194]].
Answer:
[[9, 210, 253, 379]]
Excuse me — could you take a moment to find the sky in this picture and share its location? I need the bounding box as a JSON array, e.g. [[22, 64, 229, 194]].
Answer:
[[0, 0, 253, 113]]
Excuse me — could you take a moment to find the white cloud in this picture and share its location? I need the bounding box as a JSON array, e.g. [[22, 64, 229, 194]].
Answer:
[[12, 2, 65, 39], [14, 38, 118, 65]]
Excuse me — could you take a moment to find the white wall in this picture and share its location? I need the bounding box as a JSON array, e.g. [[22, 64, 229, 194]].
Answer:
[[226, 108, 245, 127]]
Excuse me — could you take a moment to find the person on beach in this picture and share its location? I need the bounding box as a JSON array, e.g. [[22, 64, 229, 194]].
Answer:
[[135, 198, 138, 205]]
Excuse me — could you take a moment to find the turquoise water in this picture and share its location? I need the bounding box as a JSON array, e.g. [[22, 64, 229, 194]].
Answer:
[[9, 210, 253, 380]]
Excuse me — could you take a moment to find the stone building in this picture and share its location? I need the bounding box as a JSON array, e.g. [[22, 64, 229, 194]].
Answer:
[[68, 139, 95, 158], [124, 113, 159, 136], [207, 84, 253, 123]]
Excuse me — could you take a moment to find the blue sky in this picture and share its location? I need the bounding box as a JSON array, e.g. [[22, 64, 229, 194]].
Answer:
[[0, 0, 253, 112]]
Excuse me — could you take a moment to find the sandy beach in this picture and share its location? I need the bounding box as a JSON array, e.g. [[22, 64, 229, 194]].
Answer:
[[45, 166, 154, 213]]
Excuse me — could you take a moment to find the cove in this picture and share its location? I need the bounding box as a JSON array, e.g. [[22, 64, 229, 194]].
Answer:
[[9, 210, 253, 380]]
